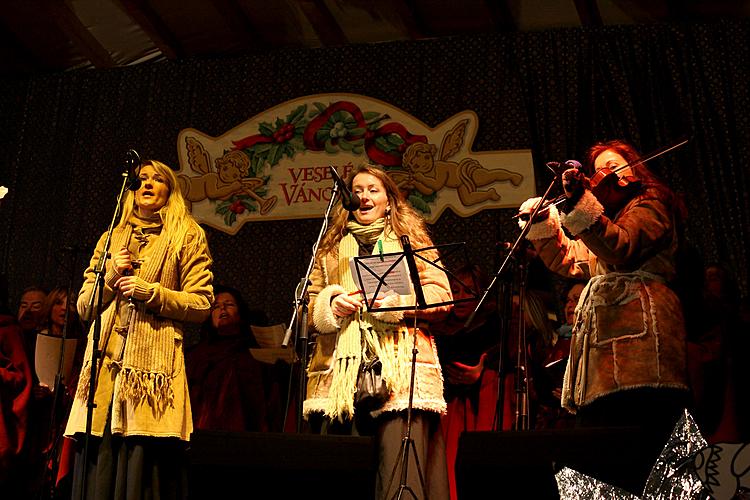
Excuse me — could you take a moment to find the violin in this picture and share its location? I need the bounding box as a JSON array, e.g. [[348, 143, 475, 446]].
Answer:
[[515, 138, 688, 221], [587, 162, 642, 217]]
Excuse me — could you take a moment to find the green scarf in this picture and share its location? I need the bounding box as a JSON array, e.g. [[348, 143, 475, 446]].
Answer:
[[326, 218, 412, 420]]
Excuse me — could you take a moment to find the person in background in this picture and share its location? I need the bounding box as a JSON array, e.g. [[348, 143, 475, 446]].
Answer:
[[186, 284, 272, 432], [688, 263, 750, 443], [64, 159, 213, 500], [535, 280, 585, 430], [303, 164, 452, 500], [32, 287, 85, 500], [517, 139, 689, 494], [17, 286, 47, 364], [0, 295, 33, 498], [431, 264, 500, 500]]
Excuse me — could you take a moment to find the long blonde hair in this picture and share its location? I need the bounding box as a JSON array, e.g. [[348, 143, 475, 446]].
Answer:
[[118, 159, 208, 259], [320, 164, 436, 260]]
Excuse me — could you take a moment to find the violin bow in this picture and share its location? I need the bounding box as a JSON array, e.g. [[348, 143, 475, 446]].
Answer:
[[610, 136, 689, 175]]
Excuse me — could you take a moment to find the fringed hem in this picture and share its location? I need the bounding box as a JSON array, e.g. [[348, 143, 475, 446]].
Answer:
[[302, 398, 330, 418], [116, 367, 175, 416], [75, 360, 92, 403], [314, 285, 345, 334], [560, 190, 604, 236]]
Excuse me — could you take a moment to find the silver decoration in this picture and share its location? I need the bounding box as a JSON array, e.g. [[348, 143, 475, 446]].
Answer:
[[556, 410, 712, 499]]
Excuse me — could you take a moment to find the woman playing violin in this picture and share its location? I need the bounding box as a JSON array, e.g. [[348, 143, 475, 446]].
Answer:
[[517, 139, 689, 495]]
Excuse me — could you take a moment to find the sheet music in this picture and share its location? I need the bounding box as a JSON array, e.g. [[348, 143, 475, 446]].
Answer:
[[250, 324, 286, 348], [34, 333, 78, 390], [249, 324, 295, 364], [349, 253, 413, 300]]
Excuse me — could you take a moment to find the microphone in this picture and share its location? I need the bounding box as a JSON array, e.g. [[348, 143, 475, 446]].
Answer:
[[125, 149, 142, 191], [329, 165, 360, 211]]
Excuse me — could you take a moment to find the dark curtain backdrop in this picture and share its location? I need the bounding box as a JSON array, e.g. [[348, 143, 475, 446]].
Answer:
[[1, 20, 748, 324]]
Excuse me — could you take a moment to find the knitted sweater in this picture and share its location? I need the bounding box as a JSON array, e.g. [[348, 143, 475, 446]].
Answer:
[[65, 214, 213, 440]]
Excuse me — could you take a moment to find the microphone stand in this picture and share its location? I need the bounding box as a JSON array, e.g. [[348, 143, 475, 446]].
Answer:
[[492, 248, 512, 432], [464, 170, 559, 329], [39, 246, 80, 500], [78, 170, 131, 500], [386, 235, 429, 500], [465, 170, 559, 431], [281, 177, 341, 433]]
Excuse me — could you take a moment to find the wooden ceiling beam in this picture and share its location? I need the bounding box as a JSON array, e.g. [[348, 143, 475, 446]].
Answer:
[[44, 0, 116, 68], [400, 0, 431, 38], [296, 0, 348, 46], [119, 0, 180, 59], [381, 0, 426, 40], [213, 0, 269, 50], [572, 0, 604, 26], [483, 0, 517, 31]]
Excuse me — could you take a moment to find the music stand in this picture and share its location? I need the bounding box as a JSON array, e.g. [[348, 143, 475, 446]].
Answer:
[[352, 235, 470, 500]]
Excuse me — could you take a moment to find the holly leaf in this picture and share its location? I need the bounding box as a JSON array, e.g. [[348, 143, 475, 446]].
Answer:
[[324, 139, 338, 154], [408, 194, 432, 214], [387, 134, 405, 146], [289, 137, 305, 151], [253, 143, 273, 154], [269, 144, 283, 166], [286, 105, 307, 124], [259, 122, 274, 136]]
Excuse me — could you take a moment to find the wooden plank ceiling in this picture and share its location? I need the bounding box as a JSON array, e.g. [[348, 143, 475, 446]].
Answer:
[[0, 0, 747, 76]]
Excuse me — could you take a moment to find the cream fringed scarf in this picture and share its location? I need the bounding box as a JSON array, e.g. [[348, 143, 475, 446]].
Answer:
[[326, 219, 414, 421], [76, 215, 180, 416]]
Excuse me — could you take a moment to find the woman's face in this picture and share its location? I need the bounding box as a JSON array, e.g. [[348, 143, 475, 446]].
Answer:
[[351, 172, 390, 225], [51, 293, 68, 332], [593, 149, 633, 178], [564, 284, 584, 325], [450, 278, 478, 320], [135, 164, 170, 217], [211, 292, 241, 334]]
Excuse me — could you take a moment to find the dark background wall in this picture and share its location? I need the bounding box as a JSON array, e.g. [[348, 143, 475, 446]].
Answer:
[[1, 21, 748, 325]]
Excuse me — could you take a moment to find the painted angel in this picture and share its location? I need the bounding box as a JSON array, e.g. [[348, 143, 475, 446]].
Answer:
[[178, 137, 277, 215], [393, 119, 524, 206]]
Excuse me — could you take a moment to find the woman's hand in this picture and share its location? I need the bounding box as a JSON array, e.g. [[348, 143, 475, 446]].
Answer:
[[112, 247, 134, 275], [114, 275, 138, 298], [444, 353, 486, 386], [331, 293, 362, 318]]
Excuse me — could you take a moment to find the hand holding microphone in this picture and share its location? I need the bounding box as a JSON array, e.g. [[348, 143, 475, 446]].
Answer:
[[329, 166, 361, 211]]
